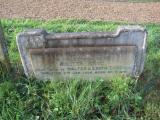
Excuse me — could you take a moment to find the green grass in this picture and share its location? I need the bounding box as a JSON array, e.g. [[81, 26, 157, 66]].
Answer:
[[0, 19, 160, 119], [130, 0, 160, 2]]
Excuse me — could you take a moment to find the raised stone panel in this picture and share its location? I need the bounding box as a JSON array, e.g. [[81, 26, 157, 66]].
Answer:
[[17, 26, 147, 80]]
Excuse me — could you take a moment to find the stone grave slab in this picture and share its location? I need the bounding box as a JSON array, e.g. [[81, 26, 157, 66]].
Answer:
[[17, 26, 147, 80]]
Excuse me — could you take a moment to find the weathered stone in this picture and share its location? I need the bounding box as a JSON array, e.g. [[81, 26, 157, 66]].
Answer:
[[0, 21, 10, 71], [17, 26, 147, 80]]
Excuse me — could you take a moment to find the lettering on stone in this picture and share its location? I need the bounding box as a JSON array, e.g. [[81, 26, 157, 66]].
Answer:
[[17, 26, 147, 80]]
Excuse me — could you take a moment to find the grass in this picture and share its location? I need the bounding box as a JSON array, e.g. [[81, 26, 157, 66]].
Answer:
[[0, 19, 160, 119], [130, 0, 160, 2]]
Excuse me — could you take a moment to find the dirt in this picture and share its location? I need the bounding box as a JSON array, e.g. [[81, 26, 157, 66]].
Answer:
[[0, 0, 160, 23]]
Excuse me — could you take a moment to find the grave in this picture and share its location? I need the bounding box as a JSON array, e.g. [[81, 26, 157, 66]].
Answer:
[[17, 26, 147, 80], [0, 21, 10, 70]]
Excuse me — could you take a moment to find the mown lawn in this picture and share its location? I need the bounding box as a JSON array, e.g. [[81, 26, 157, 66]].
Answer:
[[0, 19, 160, 119]]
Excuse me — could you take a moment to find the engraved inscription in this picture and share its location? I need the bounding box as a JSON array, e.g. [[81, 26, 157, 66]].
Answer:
[[29, 46, 136, 80]]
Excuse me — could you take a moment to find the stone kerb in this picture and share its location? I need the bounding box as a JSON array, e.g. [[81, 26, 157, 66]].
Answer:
[[17, 26, 147, 80]]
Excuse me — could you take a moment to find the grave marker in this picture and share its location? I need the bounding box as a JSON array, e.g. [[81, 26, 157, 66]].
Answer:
[[0, 21, 10, 70], [17, 26, 147, 80]]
